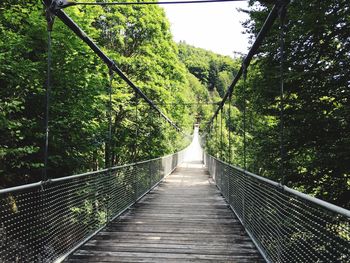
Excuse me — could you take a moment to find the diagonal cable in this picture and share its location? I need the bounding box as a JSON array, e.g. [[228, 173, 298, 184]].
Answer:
[[43, 0, 182, 132]]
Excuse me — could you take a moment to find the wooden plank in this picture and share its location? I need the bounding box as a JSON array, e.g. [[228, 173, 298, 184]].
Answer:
[[94, 231, 251, 241], [68, 258, 264, 263], [86, 239, 255, 247], [66, 163, 264, 262], [85, 240, 257, 250], [78, 245, 261, 257], [116, 217, 239, 224], [70, 250, 263, 261]]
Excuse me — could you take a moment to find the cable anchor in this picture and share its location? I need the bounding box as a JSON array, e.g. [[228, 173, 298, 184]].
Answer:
[[44, 0, 56, 31], [51, 0, 76, 11]]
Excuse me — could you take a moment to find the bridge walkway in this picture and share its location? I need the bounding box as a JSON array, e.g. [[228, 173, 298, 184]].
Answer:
[[66, 159, 263, 262]]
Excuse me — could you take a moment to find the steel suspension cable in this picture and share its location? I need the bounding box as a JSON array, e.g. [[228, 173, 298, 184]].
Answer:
[[206, 0, 290, 131], [43, 0, 181, 133], [142, 101, 221, 106], [54, 0, 246, 9]]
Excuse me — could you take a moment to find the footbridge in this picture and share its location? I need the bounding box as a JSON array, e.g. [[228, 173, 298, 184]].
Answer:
[[1, 128, 349, 262], [1, 0, 349, 262]]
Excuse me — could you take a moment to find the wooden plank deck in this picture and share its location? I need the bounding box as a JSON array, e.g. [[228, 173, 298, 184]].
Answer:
[[67, 161, 264, 263]]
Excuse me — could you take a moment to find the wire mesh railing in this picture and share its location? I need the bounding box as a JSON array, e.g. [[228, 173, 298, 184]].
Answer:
[[205, 153, 350, 263], [0, 149, 186, 263]]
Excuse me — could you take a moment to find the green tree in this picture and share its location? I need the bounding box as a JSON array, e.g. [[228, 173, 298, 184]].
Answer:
[[0, 1, 207, 188], [236, 0, 350, 208]]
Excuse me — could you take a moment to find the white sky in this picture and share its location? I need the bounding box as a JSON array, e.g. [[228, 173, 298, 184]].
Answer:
[[162, 1, 251, 58]]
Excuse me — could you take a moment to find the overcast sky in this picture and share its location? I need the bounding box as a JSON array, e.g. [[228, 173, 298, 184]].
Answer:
[[162, 1, 251, 58]]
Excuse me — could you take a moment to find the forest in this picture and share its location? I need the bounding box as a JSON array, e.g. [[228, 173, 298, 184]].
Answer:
[[206, 0, 350, 209], [0, 0, 211, 187], [0, 0, 349, 209]]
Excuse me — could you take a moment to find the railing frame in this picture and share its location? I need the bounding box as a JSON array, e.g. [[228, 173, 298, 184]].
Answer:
[[53, 155, 180, 263], [0, 149, 187, 263], [204, 153, 350, 263]]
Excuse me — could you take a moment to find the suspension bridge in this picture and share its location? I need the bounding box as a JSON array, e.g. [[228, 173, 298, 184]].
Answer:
[[1, 0, 349, 262], [1, 126, 349, 262], [65, 128, 264, 262]]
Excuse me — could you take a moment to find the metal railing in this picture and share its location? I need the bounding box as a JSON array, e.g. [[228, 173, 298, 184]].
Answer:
[[0, 149, 187, 263], [205, 153, 350, 263]]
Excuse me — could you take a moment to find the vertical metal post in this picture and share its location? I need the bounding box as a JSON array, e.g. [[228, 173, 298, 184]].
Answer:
[[42, 8, 55, 255], [215, 116, 218, 158], [133, 168, 138, 202], [106, 69, 113, 221], [228, 94, 232, 164], [243, 65, 247, 172], [278, 4, 287, 262], [242, 63, 248, 225], [279, 3, 286, 186], [107, 69, 113, 169], [220, 107, 223, 161], [134, 93, 138, 162], [43, 9, 55, 181], [207, 124, 211, 158], [43, 31, 52, 182], [148, 105, 153, 187], [227, 94, 232, 204], [149, 160, 153, 189], [148, 109, 153, 164], [158, 112, 162, 181]]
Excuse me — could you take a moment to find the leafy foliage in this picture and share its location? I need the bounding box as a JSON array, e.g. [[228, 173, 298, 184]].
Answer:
[[206, 0, 350, 208], [178, 42, 240, 96], [1, 0, 348, 210], [0, 1, 205, 188]]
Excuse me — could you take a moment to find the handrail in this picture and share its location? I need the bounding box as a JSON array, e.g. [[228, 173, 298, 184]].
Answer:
[[0, 150, 188, 194], [0, 148, 188, 263], [209, 155, 350, 218], [0, 181, 43, 195], [205, 153, 350, 263]]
